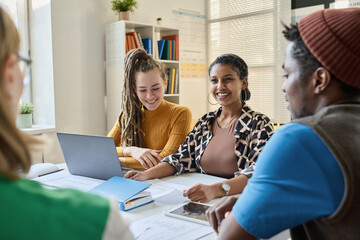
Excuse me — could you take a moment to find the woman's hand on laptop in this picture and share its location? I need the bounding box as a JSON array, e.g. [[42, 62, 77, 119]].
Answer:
[[124, 170, 151, 181], [125, 162, 176, 181], [123, 147, 162, 169]]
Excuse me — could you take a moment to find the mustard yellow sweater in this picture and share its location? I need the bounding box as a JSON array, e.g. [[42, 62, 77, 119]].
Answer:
[[107, 100, 192, 169]]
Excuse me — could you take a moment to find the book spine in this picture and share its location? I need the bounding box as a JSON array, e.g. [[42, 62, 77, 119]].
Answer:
[[175, 68, 179, 94], [142, 38, 153, 55], [137, 32, 144, 49], [124, 200, 154, 212], [148, 38, 153, 56], [125, 35, 129, 53], [171, 68, 176, 94], [165, 40, 170, 60], [167, 68, 172, 94], [132, 31, 141, 48], [119, 202, 125, 211]]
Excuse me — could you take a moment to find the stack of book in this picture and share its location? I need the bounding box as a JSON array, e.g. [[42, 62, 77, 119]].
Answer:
[[165, 67, 179, 94], [157, 34, 179, 61], [126, 30, 153, 55]]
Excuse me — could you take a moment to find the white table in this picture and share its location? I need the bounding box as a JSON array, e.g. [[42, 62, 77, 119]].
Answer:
[[122, 173, 289, 240], [121, 173, 227, 221], [119, 173, 227, 240], [36, 164, 289, 240]]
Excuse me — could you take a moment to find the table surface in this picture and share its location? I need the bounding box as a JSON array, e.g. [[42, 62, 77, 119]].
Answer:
[[121, 173, 227, 219], [53, 164, 289, 240], [119, 172, 289, 240], [121, 173, 227, 240]]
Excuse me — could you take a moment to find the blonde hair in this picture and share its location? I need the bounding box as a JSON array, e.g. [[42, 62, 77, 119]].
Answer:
[[119, 48, 166, 147], [0, 8, 42, 180]]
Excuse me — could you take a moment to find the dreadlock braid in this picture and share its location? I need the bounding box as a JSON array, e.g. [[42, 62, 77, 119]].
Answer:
[[119, 48, 166, 147]]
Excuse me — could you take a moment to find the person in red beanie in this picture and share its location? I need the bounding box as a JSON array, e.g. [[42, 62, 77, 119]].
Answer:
[[206, 8, 360, 240]]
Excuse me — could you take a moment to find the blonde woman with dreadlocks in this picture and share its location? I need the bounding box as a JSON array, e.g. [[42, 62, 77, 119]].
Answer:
[[0, 7, 133, 239], [107, 48, 192, 170]]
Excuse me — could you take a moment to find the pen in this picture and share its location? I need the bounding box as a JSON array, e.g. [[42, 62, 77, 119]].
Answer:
[[125, 201, 134, 205], [38, 169, 64, 177]]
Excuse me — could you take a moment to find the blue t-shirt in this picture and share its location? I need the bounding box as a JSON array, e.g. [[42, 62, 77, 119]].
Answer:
[[233, 123, 345, 239]]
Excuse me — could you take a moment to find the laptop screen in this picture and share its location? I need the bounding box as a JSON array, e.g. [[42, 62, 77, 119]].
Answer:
[[57, 132, 123, 180]]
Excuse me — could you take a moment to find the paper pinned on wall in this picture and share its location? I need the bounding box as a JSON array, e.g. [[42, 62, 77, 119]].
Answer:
[[172, 9, 206, 78]]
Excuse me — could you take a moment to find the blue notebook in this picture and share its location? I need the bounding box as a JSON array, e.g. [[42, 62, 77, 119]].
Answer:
[[89, 176, 153, 211]]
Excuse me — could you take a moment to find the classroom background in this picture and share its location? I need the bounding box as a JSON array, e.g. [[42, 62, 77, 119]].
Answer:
[[3, 0, 357, 164]]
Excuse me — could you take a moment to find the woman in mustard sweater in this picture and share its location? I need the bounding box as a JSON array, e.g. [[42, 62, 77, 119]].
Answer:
[[108, 48, 192, 170]]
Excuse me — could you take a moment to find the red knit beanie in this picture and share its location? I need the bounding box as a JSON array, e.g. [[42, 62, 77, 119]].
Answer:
[[298, 8, 360, 89]]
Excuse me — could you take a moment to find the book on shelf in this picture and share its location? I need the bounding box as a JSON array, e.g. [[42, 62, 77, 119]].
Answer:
[[162, 34, 179, 61], [137, 32, 144, 49], [171, 68, 176, 94], [89, 176, 153, 211], [125, 35, 129, 53], [165, 68, 171, 94], [126, 33, 136, 51], [142, 38, 153, 55], [172, 40, 176, 60], [126, 35, 134, 52], [157, 40, 166, 60], [167, 68, 173, 94], [163, 40, 170, 60], [127, 31, 141, 48], [175, 67, 179, 94], [169, 40, 173, 60]]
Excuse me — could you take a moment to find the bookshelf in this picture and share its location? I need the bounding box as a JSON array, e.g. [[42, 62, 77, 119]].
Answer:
[[105, 20, 181, 132]]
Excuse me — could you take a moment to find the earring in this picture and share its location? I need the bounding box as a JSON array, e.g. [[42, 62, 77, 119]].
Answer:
[[241, 88, 251, 101], [207, 93, 218, 105]]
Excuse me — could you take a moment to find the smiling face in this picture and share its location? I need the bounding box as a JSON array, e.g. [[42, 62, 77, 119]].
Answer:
[[135, 69, 167, 111], [282, 42, 315, 120], [209, 64, 246, 108]]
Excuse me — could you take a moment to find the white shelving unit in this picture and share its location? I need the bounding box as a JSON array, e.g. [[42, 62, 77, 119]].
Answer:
[[105, 20, 180, 132]]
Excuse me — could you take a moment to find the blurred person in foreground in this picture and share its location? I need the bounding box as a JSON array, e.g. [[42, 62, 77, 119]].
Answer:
[[0, 7, 133, 240]]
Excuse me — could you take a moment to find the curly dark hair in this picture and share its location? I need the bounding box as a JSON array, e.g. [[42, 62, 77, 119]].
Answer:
[[282, 23, 359, 95], [208, 53, 251, 101], [282, 23, 323, 84]]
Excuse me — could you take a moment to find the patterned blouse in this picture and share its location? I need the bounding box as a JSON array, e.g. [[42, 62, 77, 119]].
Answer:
[[162, 104, 274, 178]]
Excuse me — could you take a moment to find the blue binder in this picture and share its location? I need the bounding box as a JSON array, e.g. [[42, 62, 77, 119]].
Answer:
[[89, 176, 153, 211]]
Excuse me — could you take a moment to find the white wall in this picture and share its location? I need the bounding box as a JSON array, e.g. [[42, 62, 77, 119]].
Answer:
[[51, 0, 114, 136]]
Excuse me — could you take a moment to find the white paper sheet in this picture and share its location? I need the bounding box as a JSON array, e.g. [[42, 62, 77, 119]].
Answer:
[[33, 171, 104, 191], [146, 180, 189, 204], [130, 214, 214, 240]]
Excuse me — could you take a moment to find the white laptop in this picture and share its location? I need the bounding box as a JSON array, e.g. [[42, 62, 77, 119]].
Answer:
[[57, 132, 126, 180]]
